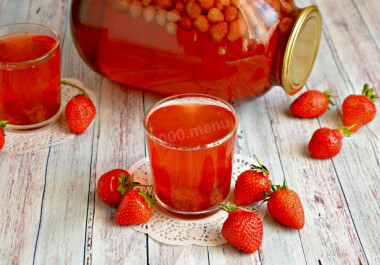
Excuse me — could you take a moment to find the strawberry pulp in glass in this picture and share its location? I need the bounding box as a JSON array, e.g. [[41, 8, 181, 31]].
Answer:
[[144, 94, 238, 219], [0, 24, 61, 130]]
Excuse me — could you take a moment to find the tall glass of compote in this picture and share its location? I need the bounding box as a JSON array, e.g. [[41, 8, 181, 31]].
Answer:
[[0, 23, 61, 130], [144, 94, 238, 219]]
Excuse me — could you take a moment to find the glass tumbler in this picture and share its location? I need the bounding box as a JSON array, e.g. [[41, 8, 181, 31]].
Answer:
[[144, 94, 238, 219], [0, 23, 61, 130]]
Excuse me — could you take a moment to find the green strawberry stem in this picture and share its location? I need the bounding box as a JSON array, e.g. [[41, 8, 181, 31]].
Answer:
[[129, 183, 152, 188], [0, 120, 7, 128], [339, 124, 356, 137], [249, 154, 269, 176], [117, 172, 132, 195], [138, 186, 156, 208], [0, 120, 7, 134], [219, 204, 241, 213], [263, 179, 287, 202], [117, 172, 153, 195], [61, 80, 90, 99], [323, 90, 336, 107], [362, 83, 379, 102]]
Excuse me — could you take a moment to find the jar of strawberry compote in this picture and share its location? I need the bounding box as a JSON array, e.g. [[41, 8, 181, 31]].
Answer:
[[70, 0, 321, 101]]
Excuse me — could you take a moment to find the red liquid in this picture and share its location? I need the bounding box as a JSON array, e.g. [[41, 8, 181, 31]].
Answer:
[[70, 0, 297, 101], [0, 33, 61, 126], [146, 102, 237, 216]]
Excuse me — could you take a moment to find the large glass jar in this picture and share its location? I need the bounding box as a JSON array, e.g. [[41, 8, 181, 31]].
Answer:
[[70, 0, 321, 101]]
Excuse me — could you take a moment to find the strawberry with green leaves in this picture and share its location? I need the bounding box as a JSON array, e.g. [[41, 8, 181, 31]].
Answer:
[[264, 180, 305, 230], [308, 125, 354, 159], [62, 80, 96, 134], [234, 155, 270, 205], [0, 120, 7, 151], [97, 169, 134, 207], [290, 90, 335, 118], [116, 187, 155, 225], [220, 204, 263, 254], [343, 83, 378, 132]]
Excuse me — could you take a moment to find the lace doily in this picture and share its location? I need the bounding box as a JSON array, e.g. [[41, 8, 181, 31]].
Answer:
[[128, 154, 266, 246], [2, 78, 96, 154]]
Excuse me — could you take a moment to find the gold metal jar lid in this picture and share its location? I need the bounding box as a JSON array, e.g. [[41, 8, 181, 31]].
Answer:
[[282, 5, 322, 95]]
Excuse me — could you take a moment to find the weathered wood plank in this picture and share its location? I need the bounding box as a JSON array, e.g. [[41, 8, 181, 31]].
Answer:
[[149, 244, 210, 265], [0, 151, 48, 265], [1, 0, 380, 264], [227, 95, 307, 265], [352, 0, 380, 51], [261, 87, 368, 264], [91, 79, 148, 265], [32, 2, 99, 262], [0, 0, 68, 36], [32, 132, 95, 264], [208, 243, 262, 265], [0, 1, 33, 26], [305, 0, 380, 263], [308, 0, 380, 95], [0, 1, 83, 265]]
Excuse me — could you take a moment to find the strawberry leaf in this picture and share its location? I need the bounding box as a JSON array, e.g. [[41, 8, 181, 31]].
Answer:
[[0, 120, 7, 134], [323, 90, 336, 108], [117, 172, 154, 202], [362, 83, 379, 102], [138, 187, 156, 208], [117, 172, 133, 195], [219, 204, 241, 213], [0, 120, 7, 128], [249, 155, 269, 176], [263, 179, 287, 201], [339, 124, 356, 137]]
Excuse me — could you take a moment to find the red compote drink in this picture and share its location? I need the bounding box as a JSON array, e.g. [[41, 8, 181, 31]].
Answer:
[[0, 24, 61, 130], [144, 94, 238, 219], [71, 0, 321, 101]]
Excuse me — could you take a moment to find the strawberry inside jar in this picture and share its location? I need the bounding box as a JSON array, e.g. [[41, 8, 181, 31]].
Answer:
[[71, 0, 321, 101]]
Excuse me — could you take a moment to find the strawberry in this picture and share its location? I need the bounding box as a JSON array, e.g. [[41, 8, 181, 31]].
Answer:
[[234, 155, 270, 205], [290, 90, 335, 118], [308, 125, 354, 159], [62, 80, 96, 134], [97, 169, 134, 207], [0, 120, 8, 151], [220, 204, 263, 254], [342, 83, 378, 132], [115, 188, 154, 225], [264, 180, 304, 230]]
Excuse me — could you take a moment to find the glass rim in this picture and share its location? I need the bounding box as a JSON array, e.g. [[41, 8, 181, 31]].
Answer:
[[143, 93, 239, 151], [0, 23, 60, 69]]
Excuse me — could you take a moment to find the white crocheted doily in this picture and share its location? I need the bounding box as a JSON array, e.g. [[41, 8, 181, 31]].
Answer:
[[128, 154, 266, 246], [2, 78, 96, 154]]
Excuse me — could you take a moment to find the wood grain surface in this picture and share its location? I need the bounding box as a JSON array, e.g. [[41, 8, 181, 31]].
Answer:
[[0, 0, 379, 264]]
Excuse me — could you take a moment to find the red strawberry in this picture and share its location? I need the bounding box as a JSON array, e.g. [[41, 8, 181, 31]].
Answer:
[[265, 180, 304, 230], [220, 204, 263, 254], [0, 120, 8, 151], [308, 126, 353, 159], [63, 80, 96, 134], [290, 90, 335, 118], [342, 83, 378, 132], [116, 188, 154, 225], [97, 169, 133, 207], [234, 155, 270, 205]]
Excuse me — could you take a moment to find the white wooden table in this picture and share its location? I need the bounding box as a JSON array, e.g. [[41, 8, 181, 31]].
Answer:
[[1, 0, 380, 264]]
